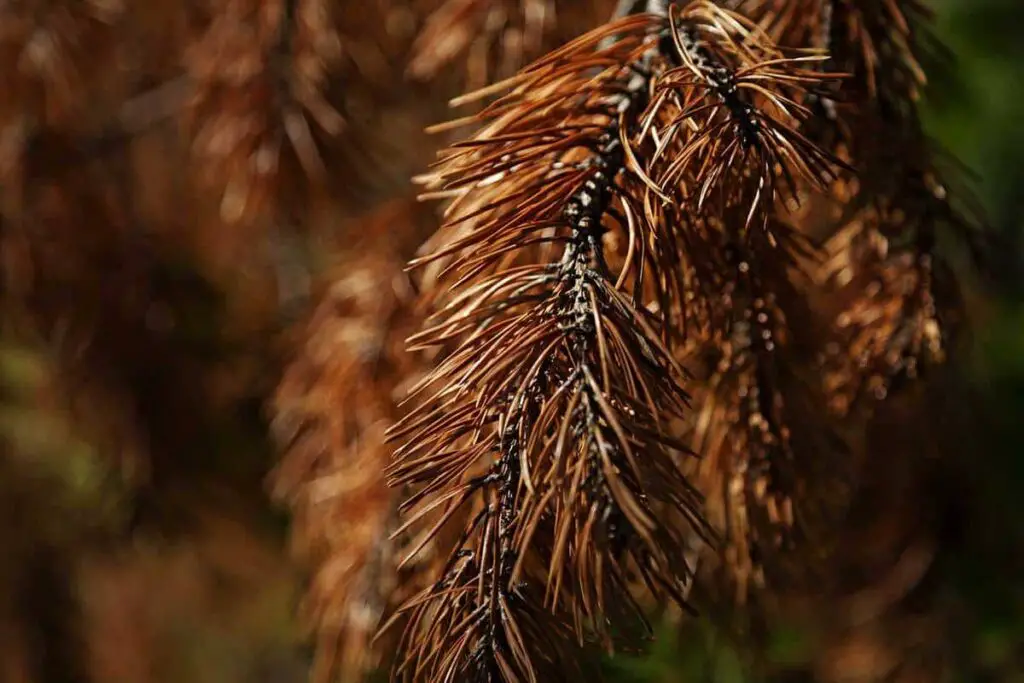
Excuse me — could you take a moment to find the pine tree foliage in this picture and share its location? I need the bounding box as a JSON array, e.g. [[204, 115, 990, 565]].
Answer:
[[0, 0, 1001, 682], [384, 1, 877, 678], [185, 0, 346, 226], [377, 0, 984, 679], [270, 199, 440, 683]]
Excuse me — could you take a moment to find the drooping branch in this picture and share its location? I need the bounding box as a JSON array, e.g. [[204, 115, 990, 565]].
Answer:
[[387, 15, 712, 680], [184, 0, 346, 225], [621, 1, 853, 603], [386, 3, 853, 678], [270, 199, 439, 683]]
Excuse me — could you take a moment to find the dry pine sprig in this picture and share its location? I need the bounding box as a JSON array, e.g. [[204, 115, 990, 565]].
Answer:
[[625, 1, 856, 604], [386, 3, 850, 679], [270, 200, 438, 683], [185, 0, 346, 225]]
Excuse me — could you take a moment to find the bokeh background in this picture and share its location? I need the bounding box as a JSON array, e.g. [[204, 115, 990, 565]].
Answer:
[[0, 1, 1021, 682]]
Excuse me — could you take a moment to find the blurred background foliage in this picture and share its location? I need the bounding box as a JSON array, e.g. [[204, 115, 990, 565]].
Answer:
[[0, 1, 1022, 682]]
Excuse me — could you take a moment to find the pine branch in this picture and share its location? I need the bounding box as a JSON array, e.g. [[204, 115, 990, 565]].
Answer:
[[390, 15, 704, 680], [601, 0, 853, 606], [385, 3, 851, 678], [270, 200, 438, 683], [184, 0, 346, 225]]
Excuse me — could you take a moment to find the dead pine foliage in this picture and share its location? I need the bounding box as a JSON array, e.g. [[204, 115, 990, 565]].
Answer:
[[382, 2, 859, 679], [270, 198, 441, 683], [367, 0, 984, 680], [0, 1, 998, 683]]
